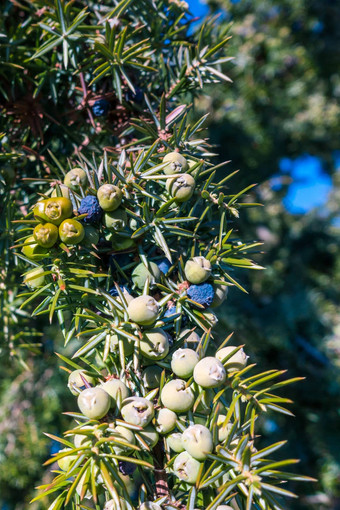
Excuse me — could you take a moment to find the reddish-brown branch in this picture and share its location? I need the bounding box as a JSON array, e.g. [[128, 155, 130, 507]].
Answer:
[[152, 442, 186, 509]]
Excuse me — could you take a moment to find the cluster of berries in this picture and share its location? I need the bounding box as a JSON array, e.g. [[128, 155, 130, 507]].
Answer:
[[21, 166, 126, 260], [22, 151, 197, 267], [19, 150, 249, 509], [62, 339, 248, 499]]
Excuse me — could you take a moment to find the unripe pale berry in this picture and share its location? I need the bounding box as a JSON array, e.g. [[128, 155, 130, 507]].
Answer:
[[115, 471, 140, 499], [166, 173, 195, 202], [195, 388, 214, 414], [193, 357, 226, 388], [138, 425, 159, 448], [139, 503, 162, 510], [167, 432, 184, 452], [32, 200, 46, 221], [64, 168, 88, 192], [155, 408, 177, 434], [57, 448, 77, 472], [111, 234, 135, 251], [204, 311, 218, 327], [182, 424, 213, 460], [127, 295, 159, 326], [184, 256, 211, 284], [173, 451, 201, 484], [23, 267, 45, 288], [216, 414, 233, 442], [83, 225, 100, 246], [215, 346, 249, 371], [51, 184, 71, 199], [161, 379, 194, 413], [163, 151, 188, 175], [73, 433, 91, 448], [132, 262, 161, 289], [103, 208, 127, 231], [59, 219, 85, 245], [97, 184, 122, 212], [33, 222, 59, 248], [104, 499, 127, 510], [142, 365, 163, 389], [21, 236, 48, 261], [140, 328, 169, 360], [77, 387, 111, 420], [216, 506, 233, 510], [101, 378, 130, 407], [68, 369, 96, 396], [112, 426, 136, 454], [179, 328, 201, 348], [109, 334, 135, 356], [121, 397, 154, 427], [40, 197, 73, 225], [211, 281, 228, 308], [171, 348, 199, 378]]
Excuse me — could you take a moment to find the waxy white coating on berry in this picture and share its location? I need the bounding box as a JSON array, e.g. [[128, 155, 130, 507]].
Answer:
[[167, 432, 184, 452], [173, 451, 201, 484], [161, 379, 195, 412], [101, 378, 130, 406], [182, 424, 213, 460], [77, 387, 110, 419], [184, 256, 211, 284], [193, 356, 226, 388], [216, 346, 249, 371], [155, 408, 177, 434], [140, 328, 169, 360], [127, 295, 159, 325], [121, 396, 154, 427], [171, 348, 199, 378]]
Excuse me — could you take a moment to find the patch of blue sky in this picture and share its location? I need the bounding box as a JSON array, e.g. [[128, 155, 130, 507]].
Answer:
[[188, 0, 209, 17], [189, 0, 240, 16], [278, 154, 333, 214], [333, 150, 340, 170]]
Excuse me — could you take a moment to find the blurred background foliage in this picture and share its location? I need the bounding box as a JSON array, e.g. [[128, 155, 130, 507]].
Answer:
[[0, 0, 339, 509], [196, 0, 340, 508]]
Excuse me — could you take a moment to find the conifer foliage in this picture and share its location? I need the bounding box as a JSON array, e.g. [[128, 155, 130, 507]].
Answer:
[[2, 1, 313, 508]]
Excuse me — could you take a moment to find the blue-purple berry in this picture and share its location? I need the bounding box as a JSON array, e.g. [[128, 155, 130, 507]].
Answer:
[[157, 258, 171, 274], [125, 87, 144, 104], [78, 196, 103, 224], [187, 283, 215, 308], [119, 461, 136, 476], [92, 99, 110, 117], [109, 285, 131, 297], [164, 305, 177, 318]]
